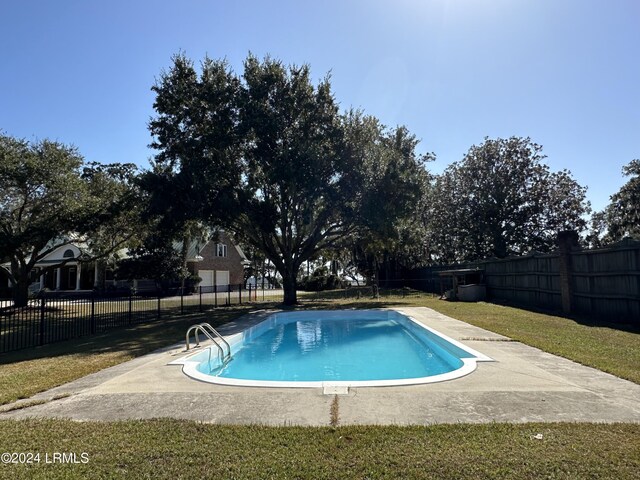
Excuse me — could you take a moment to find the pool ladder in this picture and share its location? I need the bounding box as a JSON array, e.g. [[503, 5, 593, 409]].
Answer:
[[185, 323, 231, 364]]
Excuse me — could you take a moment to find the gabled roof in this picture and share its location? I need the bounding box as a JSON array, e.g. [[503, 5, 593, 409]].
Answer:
[[171, 240, 203, 261], [173, 230, 249, 263]]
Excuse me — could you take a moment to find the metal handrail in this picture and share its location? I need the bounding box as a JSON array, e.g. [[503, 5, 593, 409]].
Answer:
[[197, 323, 231, 359], [185, 325, 225, 362], [185, 323, 231, 364]]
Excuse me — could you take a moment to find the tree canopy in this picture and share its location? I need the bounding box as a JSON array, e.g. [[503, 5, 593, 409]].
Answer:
[[148, 53, 430, 303], [426, 137, 590, 262], [589, 159, 640, 245], [0, 134, 140, 305]]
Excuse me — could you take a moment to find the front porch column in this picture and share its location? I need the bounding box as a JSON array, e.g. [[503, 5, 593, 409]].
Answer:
[[75, 264, 81, 290], [55, 268, 61, 290], [39, 273, 45, 290], [94, 263, 99, 288]]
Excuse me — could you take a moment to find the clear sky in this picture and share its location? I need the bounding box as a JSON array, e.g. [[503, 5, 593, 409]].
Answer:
[[1, 0, 638, 211]]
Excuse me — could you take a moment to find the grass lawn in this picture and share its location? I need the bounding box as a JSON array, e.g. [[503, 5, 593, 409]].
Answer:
[[0, 420, 638, 479], [0, 293, 638, 478]]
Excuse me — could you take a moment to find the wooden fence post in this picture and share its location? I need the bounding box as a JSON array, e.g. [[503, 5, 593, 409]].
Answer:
[[557, 230, 579, 314]]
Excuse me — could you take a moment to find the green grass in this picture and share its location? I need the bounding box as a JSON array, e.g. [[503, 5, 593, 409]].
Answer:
[[0, 420, 638, 479]]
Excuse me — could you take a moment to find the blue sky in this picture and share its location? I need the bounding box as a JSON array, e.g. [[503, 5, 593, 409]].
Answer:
[[1, 0, 638, 211]]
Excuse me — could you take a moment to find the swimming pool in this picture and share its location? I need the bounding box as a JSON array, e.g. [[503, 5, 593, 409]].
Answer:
[[173, 310, 492, 387]]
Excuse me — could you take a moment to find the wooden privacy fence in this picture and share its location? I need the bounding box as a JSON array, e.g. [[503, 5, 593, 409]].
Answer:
[[408, 234, 640, 323]]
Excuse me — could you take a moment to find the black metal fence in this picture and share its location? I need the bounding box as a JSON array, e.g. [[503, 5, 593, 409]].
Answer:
[[0, 284, 284, 354], [0, 282, 440, 355]]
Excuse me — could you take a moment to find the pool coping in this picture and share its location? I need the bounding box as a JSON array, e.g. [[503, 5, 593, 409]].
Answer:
[[170, 310, 494, 388]]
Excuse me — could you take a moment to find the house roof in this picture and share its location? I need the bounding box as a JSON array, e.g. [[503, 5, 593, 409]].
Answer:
[[173, 232, 249, 263], [171, 240, 202, 261]]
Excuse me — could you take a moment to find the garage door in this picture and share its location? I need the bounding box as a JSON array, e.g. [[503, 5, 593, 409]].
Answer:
[[198, 270, 214, 287], [215, 270, 229, 287]]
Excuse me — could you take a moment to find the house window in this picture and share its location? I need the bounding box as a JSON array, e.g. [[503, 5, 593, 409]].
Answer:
[[216, 244, 227, 257], [63, 249, 75, 258]]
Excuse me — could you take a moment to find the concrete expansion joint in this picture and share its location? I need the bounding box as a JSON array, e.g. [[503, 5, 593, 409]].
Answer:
[[330, 395, 339, 427]]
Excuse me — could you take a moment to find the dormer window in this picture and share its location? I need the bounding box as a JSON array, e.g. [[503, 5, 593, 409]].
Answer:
[[216, 244, 227, 257], [63, 249, 75, 258]]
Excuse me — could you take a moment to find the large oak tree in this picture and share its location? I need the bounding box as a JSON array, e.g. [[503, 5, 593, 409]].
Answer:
[[148, 54, 429, 304]]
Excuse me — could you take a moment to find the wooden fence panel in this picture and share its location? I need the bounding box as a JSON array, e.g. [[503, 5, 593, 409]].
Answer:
[[570, 241, 640, 320], [407, 237, 639, 323], [478, 254, 563, 311]]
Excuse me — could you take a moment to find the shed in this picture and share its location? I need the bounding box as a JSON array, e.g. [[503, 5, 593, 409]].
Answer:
[[438, 268, 486, 301]]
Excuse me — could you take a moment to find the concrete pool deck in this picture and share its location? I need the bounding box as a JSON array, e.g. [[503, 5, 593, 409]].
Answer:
[[2, 307, 639, 425]]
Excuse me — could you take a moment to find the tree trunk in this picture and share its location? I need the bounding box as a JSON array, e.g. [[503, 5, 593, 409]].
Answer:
[[282, 272, 298, 305], [13, 277, 30, 308], [492, 229, 508, 258]]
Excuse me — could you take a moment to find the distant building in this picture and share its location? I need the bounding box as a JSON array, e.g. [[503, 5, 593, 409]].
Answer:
[[178, 231, 250, 292], [3, 231, 249, 293]]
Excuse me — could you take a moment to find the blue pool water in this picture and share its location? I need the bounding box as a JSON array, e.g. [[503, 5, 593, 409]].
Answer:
[[182, 310, 487, 386]]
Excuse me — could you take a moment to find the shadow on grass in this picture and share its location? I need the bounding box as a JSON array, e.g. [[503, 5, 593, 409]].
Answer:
[[296, 299, 407, 310]]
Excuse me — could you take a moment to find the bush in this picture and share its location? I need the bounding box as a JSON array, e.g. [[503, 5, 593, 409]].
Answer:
[[299, 269, 348, 291], [185, 275, 202, 293]]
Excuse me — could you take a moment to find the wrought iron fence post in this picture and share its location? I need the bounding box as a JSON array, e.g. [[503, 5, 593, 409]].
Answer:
[[180, 286, 184, 315], [214, 284, 217, 308], [91, 291, 96, 335], [39, 296, 46, 346], [239, 283, 242, 304], [199, 286, 203, 313], [248, 284, 252, 302], [128, 290, 133, 325], [227, 285, 231, 306]]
